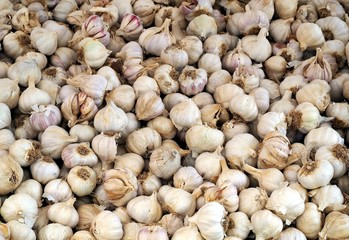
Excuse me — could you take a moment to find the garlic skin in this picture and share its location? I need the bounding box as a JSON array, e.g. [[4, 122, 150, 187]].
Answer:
[[38, 223, 73, 240], [296, 202, 323, 239], [309, 184, 345, 212], [170, 99, 202, 131], [195, 146, 224, 182], [229, 93, 258, 122], [6, 220, 36, 240], [61, 142, 98, 169], [238, 187, 268, 217], [115, 153, 144, 177], [298, 159, 334, 190], [76, 204, 103, 231], [78, 38, 111, 69], [275, 0, 298, 19], [69, 124, 98, 143], [173, 166, 203, 193], [304, 124, 344, 150], [92, 132, 119, 170], [241, 28, 271, 63], [158, 185, 196, 217], [0, 193, 38, 228], [0, 78, 20, 109], [326, 102, 349, 128], [67, 166, 96, 197], [319, 211, 349, 240], [71, 230, 96, 240], [296, 23, 325, 51], [172, 225, 203, 240], [149, 145, 181, 179], [29, 104, 62, 132], [187, 202, 227, 240], [30, 27, 58, 55], [226, 211, 252, 239], [257, 112, 287, 138], [14, 179, 43, 207], [42, 178, 73, 203], [217, 160, 250, 192], [91, 211, 123, 240], [178, 65, 208, 96], [0, 155, 23, 195], [251, 210, 283, 240], [126, 192, 162, 224], [185, 124, 225, 158], [107, 85, 136, 113], [187, 14, 217, 40], [0, 129, 15, 151], [135, 91, 165, 121], [137, 225, 169, 240], [315, 144, 348, 178], [0, 103, 11, 130], [316, 16, 349, 44], [214, 83, 244, 109], [47, 198, 79, 228], [137, 171, 162, 196], [278, 227, 307, 240]]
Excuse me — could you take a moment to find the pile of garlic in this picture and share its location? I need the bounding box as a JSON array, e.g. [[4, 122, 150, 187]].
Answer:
[[0, 0, 349, 239]]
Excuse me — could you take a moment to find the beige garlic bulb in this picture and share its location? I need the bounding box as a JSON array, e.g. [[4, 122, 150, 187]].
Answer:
[[126, 192, 162, 224], [71, 230, 96, 240], [47, 198, 79, 228], [158, 185, 196, 216], [214, 83, 244, 109], [30, 155, 60, 184], [107, 85, 136, 112], [241, 28, 271, 63], [126, 127, 162, 156], [222, 119, 250, 143], [251, 210, 283, 240], [9, 139, 42, 167], [206, 70, 232, 94], [257, 112, 287, 138], [6, 220, 36, 240], [92, 132, 120, 170], [309, 184, 345, 212], [76, 204, 103, 231], [170, 99, 202, 131], [94, 100, 128, 133], [186, 14, 217, 40], [229, 93, 258, 122], [2, 31, 34, 59], [114, 207, 131, 225], [133, 76, 160, 97], [42, 178, 73, 203], [296, 23, 325, 51], [250, 87, 270, 114], [269, 90, 297, 115], [61, 142, 98, 168], [319, 211, 349, 240], [67, 166, 96, 197], [30, 27, 58, 55], [203, 181, 239, 212], [0, 155, 23, 195], [38, 223, 73, 240], [283, 164, 301, 183], [288, 182, 308, 204], [103, 168, 138, 207], [153, 64, 180, 95], [135, 91, 165, 121], [326, 102, 349, 128], [198, 53, 222, 74], [137, 171, 162, 196], [14, 179, 43, 207], [278, 227, 307, 240], [180, 35, 203, 64], [69, 123, 98, 143], [304, 124, 344, 149], [185, 124, 225, 157], [0, 129, 15, 151], [91, 211, 123, 240], [217, 160, 250, 191], [296, 202, 323, 239], [0, 103, 11, 130], [147, 116, 177, 139], [78, 38, 111, 68], [172, 225, 203, 240], [0, 193, 38, 228], [173, 166, 203, 193], [226, 211, 252, 239], [158, 213, 184, 236], [161, 43, 189, 70], [187, 202, 227, 240], [149, 145, 181, 179], [178, 65, 208, 96], [137, 225, 169, 240], [0, 78, 20, 109], [238, 187, 268, 217], [316, 16, 349, 44], [195, 146, 224, 182], [115, 153, 144, 177], [275, 0, 298, 19]]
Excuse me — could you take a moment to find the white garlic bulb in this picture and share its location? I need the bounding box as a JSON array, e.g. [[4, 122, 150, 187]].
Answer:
[[217, 160, 250, 191], [67, 166, 96, 197], [315, 144, 348, 178], [0, 155, 23, 195], [91, 211, 123, 240], [296, 23, 325, 51], [186, 14, 217, 40], [126, 127, 162, 156], [296, 202, 323, 239], [278, 227, 307, 240], [137, 225, 169, 240], [172, 225, 203, 240], [6, 220, 36, 240], [187, 202, 227, 240], [47, 198, 79, 228], [61, 142, 98, 168], [195, 146, 224, 182], [115, 153, 144, 177], [226, 211, 252, 239], [38, 223, 73, 240], [42, 178, 73, 203], [30, 155, 60, 184], [309, 184, 345, 212], [241, 28, 271, 63], [304, 124, 344, 149], [298, 159, 334, 190], [238, 187, 268, 217], [173, 166, 203, 192], [14, 179, 43, 207], [251, 210, 283, 240], [229, 93, 258, 122], [0, 78, 20, 109], [319, 211, 349, 240], [158, 213, 184, 236]]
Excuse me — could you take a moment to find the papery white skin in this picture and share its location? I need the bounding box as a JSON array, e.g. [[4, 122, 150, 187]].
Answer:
[[296, 23, 325, 51], [318, 211, 349, 240], [296, 202, 323, 239], [315, 144, 348, 178], [309, 184, 345, 212], [67, 166, 96, 197], [61, 142, 98, 169], [91, 211, 123, 240], [217, 160, 250, 191], [170, 99, 202, 131], [238, 187, 268, 217], [214, 83, 244, 109], [6, 220, 36, 240], [158, 213, 184, 236], [0, 103, 11, 130], [47, 198, 79, 228], [172, 225, 203, 240], [226, 211, 252, 239], [14, 179, 43, 207], [38, 223, 73, 240], [42, 178, 73, 203], [304, 124, 344, 150], [251, 209, 283, 240], [195, 146, 224, 183], [241, 27, 271, 62]]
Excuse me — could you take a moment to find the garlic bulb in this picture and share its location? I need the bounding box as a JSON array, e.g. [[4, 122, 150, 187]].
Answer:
[[186, 14, 217, 40], [178, 65, 208, 96], [298, 158, 334, 190], [185, 124, 225, 157], [149, 145, 181, 180], [326, 102, 349, 128], [304, 124, 344, 149], [126, 127, 162, 156], [107, 85, 136, 112], [94, 100, 128, 133], [76, 204, 103, 231], [137, 225, 169, 240], [158, 185, 196, 216], [319, 211, 349, 240], [30, 155, 60, 184], [187, 202, 227, 240], [316, 16, 349, 44], [296, 202, 323, 239], [0, 78, 20, 109], [71, 230, 96, 240], [251, 210, 283, 240], [42, 178, 73, 203], [170, 99, 202, 131], [69, 123, 98, 143], [147, 116, 177, 140], [195, 146, 224, 182], [115, 153, 144, 177], [217, 160, 250, 191], [296, 23, 325, 51], [158, 213, 184, 236], [135, 91, 165, 121], [0, 193, 38, 228], [214, 83, 244, 109], [30, 27, 58, 55], [243, 164, 287, 195], [61, 142, 98, 168], [172, 225, 203, 240], [0, 129, 15, 151], [103, 168, 138, 207], [309, 184, 345, 212], [9, 139, 41, 167], [78, 38, 111, 68], [92, 131, 120, 170], [121, 222, 142, 240], [247, 0, 274, 20], [14, 179, 42, 207], [126, 192, 162, 224], [278, 227, 307, 240], [275, 0, 298, 19], [6, 220, 36, 240], [137, 171, 162, 196], [67, 166, 96, 197], [241, 28, 271, 63], [173, 166, 203, 193], [0, 103, 11, 130], [257, 112, 287, 138], [315, 144, 348, 178], [38, 223, 73, 240], [0, 155, 23, 195], [91, 211, 123, 240], [229, 93, 258, 122], [226, 211, 252, 239], [47, 198, 79, 228], [238, 187, 268, 217]]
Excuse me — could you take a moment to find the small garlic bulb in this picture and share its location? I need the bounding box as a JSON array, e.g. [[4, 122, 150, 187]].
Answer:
[[222, 119, 250, 143], [309, 184, 345, 212], [42, 178, 73, 203], [135, 91, 165, 121], [120, 222, 142, 240], [326, 102, 349, 128], [9, 139, 41, 167], [47, 198, 79, 228], [172, 225, 202, 240], [195, 146, 224, 182], [278, 227, 307, 240], [296, 202, 323, 239], [67, 166, 96, 197], [226, 211, 252, 239], [126, 127, 162, 156], [6, 220, 36, 240], [217, 160, 250, 191], [257, 112, 287, 138], [78, 38, 111, 68], [319, 211, 349, 240], [61, 142, 98, 168], [170, 99, 202, 131], [185, 124, 225, 157], [178, 65, 208, 96], [180, 35, 203, 64], [147, 116, 177, 140], [173, 166, 203, 193], [107, 85, 136, 112], [137, 171, 162, 196], [241, 28, 271, 63], [158, 185, 196, 217], [296, 23, 325, 51], [187, 202, 227, 240], [14, 179, 43, 207], [229, 93, 258, 122], [126, 192, 162, 224], [69, 123, 98, 143], [71, 230, 96, 240], [0, 155, 23, 195], [76, 204, 104, 231], [92, 131, 120, 170], [0, 193, 38, 228], [238, 187, 268, 217], [137, 225, 169, 240], [186, 14, 217, 40], [251, 210, 283, 240], [91, 211, 123, 240], [30, 155, 60, 184], [304, 124, 344, 149], [315, 144, 348, 178], [38, 223, 73, 240], [0, 78, 20, 109], [115, 153, 144, 177]]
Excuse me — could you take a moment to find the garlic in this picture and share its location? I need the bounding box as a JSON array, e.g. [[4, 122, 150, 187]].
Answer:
[[121, 222, 143, 240], [304, 124, 344, 149], [295, 202, 323, 239], [126, 127, 162, 156], [239, 187, 268, 218], [139, 18, 176, 56], [270, 18, 294, 43], [30, 27, 58, 55], [158, 213, 184, 236], [91, 211, 123, 240], [161, 43, 189, 71], [137, 171, 162, 196], [187, 202, 227, 240], [206, 70, 231, 94], [29, 104, 62, 132], [214, 83, 244, 109], [133, 76, 160, 97], [250, 87, 270, 114], [226, 211, 252, 239], [30, 155, 59, 184], [204, 34, 237, 57], [222, 120, 250, 143], [126, 192, 162, 224], [319, 211, 349, 239], [186, 14, 217, 40], [11, 7, 40, 33], [61, 142, 97, 168], [67, 166, 96, 197], [0, 129, 15, 151], [97, 66, 121, 91], [135, 91, 165, 121], [269, 90, 297, 115], [114, 153, 144, 177], [0, 103, 11, 130], [241, 28, 271, 63], [6, 220, 36, 240], [149, 145, 181, 179], [194, 146, 224, 182], [251, 209, 283, 240], [14, 179, 42, 207], [147, 116, 177, 139], [103, 168, 138, 207], [172, 225, 202, 240], [217, 160, 250, 191], [158, 185, 196, 216], [38, 223, 73, 240], [326, 102, 349, 128], [225, 133, 259, 167], [9, 139, 41, 168], [0, 155, 23, 195], [200, 103, 229, 128], [170, 99, 202, 131], [229, 93, 259, 122], [76, 204, 103, 231], [77, 38, 111, 69], [153, 64, 179, 95], [14, 114, 39, 140], [180, 35, 203, 64], [2, 31, 34, 59], [309, 184, 345, 212], [47, 198, 79, 228], [42, 20, 73, 48], [275, 0, 297, 18], [257, 112, 287, 138], [8, 59, 41, 87], [52, 0, 77, 22], [92, 132, 119, 170], [137, 225, 169, 240], [0, 193, 38, 228], [71, 230, 96, 240], [259, 79, 281, 101], [0, 78, 20, 109], [69, 123, 98, 143], [42, 178, 73, 203], [283, 164, 301, 183], [178, 65, 208, 96], [93, 99, 128, 133], [296, 23, 325, 51], [278, 227, 307, 240], [173, 166, 203, 192], [50, 47, 77, 70], [198, 53, 222, 74], [243, 164, 287, 195]]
